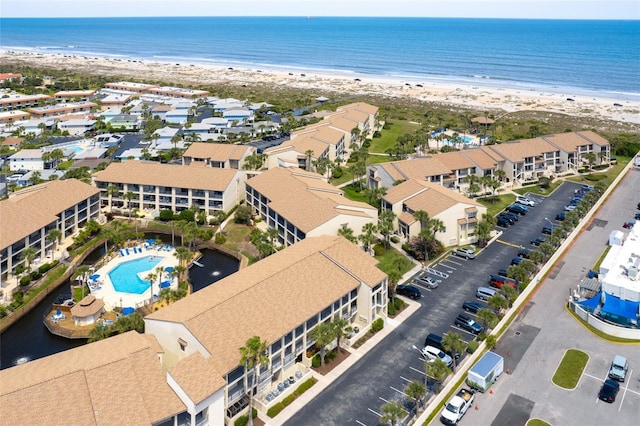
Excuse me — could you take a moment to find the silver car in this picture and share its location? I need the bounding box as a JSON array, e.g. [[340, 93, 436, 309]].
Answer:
[[422, 345, 453, 367], [415, 275, 439, 289]]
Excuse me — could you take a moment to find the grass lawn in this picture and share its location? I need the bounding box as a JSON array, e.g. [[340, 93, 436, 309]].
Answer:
[[526, 419, 551, 426], [552, 348, 589, 389], [374, 246, 415, 276], [341, 184, 373, 205], [477, 193, 516, 218], [368, 119, 420, 154], [514, 179, 563, 196], [221, 222, 253, 250], [592, 245, 611, 273], [566, 156, 632, 187], [366, 154, 391, 165]]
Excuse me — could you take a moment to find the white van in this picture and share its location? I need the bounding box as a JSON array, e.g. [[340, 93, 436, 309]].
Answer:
[[476, 286, 497, 301]]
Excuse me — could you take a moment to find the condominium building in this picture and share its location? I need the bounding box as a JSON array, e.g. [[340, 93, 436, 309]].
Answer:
[[264, 126, 346, 169], [0, 92, 50, 112], [182, 143, 255, 169], [27, 101, 97, 118], [0, 179, 100, 275], [245, 168, 378, 246], [93, 161, 245, 215], [54, 90, 96, 102]]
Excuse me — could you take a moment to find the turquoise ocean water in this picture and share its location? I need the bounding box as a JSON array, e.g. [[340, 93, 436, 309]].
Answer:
[[1, 17, 638, 97]]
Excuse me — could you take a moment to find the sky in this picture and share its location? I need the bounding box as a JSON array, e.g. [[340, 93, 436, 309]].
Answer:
[[2, 0, 639, 20]]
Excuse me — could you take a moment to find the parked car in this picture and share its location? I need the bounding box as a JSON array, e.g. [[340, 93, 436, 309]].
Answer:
[[511, 257, 523, 265], [415, 275, 439, 289], [507, 204, 528, 215], [598, 379, 620, 403], [496, 216, 511, 227], [564, 205, 577, 212], [623, 221, 635, 229], [608, 355, 629, 382], [422, 345, 453, 367], [516, 196, 536, 207], [499, 211, 519, 221], [396, 284, 422, 300], [555, 212, 566, 221], [531, 237, 546, 246], [489, 274, 517, 289], [454, 313, 484, 334], [542, 225, 554, 235], [462, 301, 486, 314], [497, 268, 508, 277], [452, 246, 476, 259], [635, 212, 640, 220]]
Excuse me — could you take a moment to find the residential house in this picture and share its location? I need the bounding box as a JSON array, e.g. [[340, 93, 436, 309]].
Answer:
[[0, 73, 22, 83], [93, 161, 245, 216], [110, 114, 141, 130], [104, 81, 159, 93], [182, 143, 255, 169], [58, 118, 96, 136], [146, 86, 209, 99], [222, 108, 253, 124], [0, 110, 30, 124], [8, 149, 46, 171], [542, 131, 611, 170], [0, 179, 100, 274], [0, 137, 24, 151], [245, 168, 378, 246], [99, 93, 133, 111], [382, 179, 487, 247]]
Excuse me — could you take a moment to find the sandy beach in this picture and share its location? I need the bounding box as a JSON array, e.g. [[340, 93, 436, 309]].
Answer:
[[2, 50, 639, 126]]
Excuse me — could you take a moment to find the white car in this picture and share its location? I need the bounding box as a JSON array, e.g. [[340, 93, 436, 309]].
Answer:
[[422, 345, 453, 367], [516, 196, 536, 207], [452, 247, 476, 259]]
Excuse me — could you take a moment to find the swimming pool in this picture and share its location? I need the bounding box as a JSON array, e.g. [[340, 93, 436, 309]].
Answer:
[[442, 135, 475, 145], [108, 256, 164, 294]]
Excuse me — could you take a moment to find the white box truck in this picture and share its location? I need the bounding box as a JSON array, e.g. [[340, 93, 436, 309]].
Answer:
[[467, 351, 504, 392]]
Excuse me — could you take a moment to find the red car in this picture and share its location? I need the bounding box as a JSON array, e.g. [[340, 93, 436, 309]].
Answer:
[[623, 221, 635, 229]]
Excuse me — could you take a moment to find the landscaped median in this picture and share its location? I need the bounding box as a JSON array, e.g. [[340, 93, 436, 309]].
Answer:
[[552, 349, 589, 389], [265, 378, 317, 418]]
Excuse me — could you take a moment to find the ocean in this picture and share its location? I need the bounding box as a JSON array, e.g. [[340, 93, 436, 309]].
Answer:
[[1, 17, 638, 97]]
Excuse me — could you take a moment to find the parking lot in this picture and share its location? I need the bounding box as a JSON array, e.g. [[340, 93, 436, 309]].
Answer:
[[287, 180, 600, 426]]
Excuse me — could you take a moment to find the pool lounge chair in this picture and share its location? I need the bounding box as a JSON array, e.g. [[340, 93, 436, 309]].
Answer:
[[125, 248, 130, 255], [120, 249, 125, 256]]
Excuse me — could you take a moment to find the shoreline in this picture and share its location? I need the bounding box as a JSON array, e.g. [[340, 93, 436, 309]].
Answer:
[[2, 50, 640, 125]]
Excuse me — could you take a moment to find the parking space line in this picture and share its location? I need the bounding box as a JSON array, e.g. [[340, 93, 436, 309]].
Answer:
[[438, 262, 457, 270], [390, 386, 407, 396], [399, 375, 413, 383], [449, 325, 475, 338], [367, 408, 382, 417], [409, 282, 433, 292], [445, 258, 464, 266], [379, 396, 392, 404], [410, 366, 425, 376], [355, 420, 367, 426], [619, 369, 633, 412], [496, 239, 521, 248]]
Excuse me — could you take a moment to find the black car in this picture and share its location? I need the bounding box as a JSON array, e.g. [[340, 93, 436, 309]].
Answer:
[[498, 211, 519, 222], [598, 379, 620, 403], [511, 257, 523, 266], [555, 212, 565, 221], [518, 248, 532, 258], [507, 204, 527, 215], [531, 237, 546, 246], [462, 301, 486, 314], [396, 284, 422, 300], [635, 212, 640, 220], [542, 225, 553, 235], [454, 313, 484, 334], [496, 217, 511, 227], [497, 268, 508, 277], [496, 214, 515, 225]]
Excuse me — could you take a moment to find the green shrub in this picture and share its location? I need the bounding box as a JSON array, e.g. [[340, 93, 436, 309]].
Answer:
[[329, 350, 337, 360], [371, 317, 384, 332], [293, 378, 317, 396], [387, 301, 397, 316], [312, 354, 321, 368], [324, 354, 331, 364], [477, 332, 487, 341], [234, 408, 258, 425], [19, 276, 32, 286], [372, 244, 385, 256], [38, 262, 53, 274], [467, 340, 479, 353], [282, 395, 295, 407], [177, 209, 195, 222], [157, 209, 175, 221], [14, 264, 25, 275], [390, 236, 400, 243], [30, 270, 42, 280], [267, 402, 285, 418], [393, 298, 405, 310], [13, 290, 24, 304], [214, 233, 226, 244], [585, 173, 606, 181]]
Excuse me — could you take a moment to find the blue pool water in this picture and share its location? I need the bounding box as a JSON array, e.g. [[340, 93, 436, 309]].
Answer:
[[108, 256, 163, 294], [443, 135, 475, 145]]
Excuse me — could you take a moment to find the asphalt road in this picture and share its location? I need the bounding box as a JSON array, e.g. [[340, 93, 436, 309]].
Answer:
[[286, 181, 587, 426]]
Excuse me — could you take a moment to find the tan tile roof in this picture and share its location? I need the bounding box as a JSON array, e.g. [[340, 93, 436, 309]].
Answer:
[[287, 135, 330, 158], [461, 149, 498, 170], [0, 179, 100, 249], [542, 130, 610, 152], [70, 295, 105, 317], [169, 352, 226, 404], [337, 102, 379, 116], [435, 151, 475, 171], [183, 142, 253, 162], [383, 179, 427, 204], [93, 161, 238, 191], [247, 168, 376, 233], [0, 332, 185, 425], [342, 109, 369, 124], [323, 115, 361, 133], [478, 145, 506, 162], [292, 126, 345, 146], [380, 157, 452, 181], [384, 179, 480, 217], [0, 136, 24, 146], [147, 235, 386, 377], [487, 137, 557, 163]]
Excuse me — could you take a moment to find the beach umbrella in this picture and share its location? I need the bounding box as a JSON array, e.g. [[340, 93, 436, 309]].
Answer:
[[56, 309, 62, 316], [165, 267, 174, 272], [89, 274, 100, 281]]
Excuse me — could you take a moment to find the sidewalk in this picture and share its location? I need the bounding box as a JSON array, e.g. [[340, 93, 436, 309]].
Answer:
[[267, 298, 422, 426]]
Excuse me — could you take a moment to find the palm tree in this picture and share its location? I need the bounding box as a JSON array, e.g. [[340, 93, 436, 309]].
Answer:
[[145, 272, 157, 306], [430, 218, 445, 241], [488, 293, 509, 313], [46, 228, 63, 255], [359, 222, 377, 254], [331, 318, 352, 353], [405, 380, 427, 414], [305, 149, 314, 171], [106, 184, 120, 213], [20, 247, 38, 273], [173, 246, 192, 281], [413, 210, 430, 234], [476, 220, 492, 247], [74, 264, 91, 300], [476, 308, 498, 332], [337, 225, 357, 243], [387, 270, 402, 304], [28, 170, 42, 186], [425, 358, 450, 393], [378, 210, 396, 249], [123, 191, 137, 219], [309, 321, 335, 363], [238, 336, 269, 426], [583, 152, 597, 170], [494, 169, 506, 183], [442, 332, 466, 372], [379, 400, 406, 426]]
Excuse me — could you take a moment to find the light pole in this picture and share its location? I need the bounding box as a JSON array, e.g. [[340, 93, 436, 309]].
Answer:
[[545, 217, 554, 227]]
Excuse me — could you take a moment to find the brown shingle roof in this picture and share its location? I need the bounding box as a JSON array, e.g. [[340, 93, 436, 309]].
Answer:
[[0, 332, 185, 425], [379, 157, 452, 181], [247, 168, 376, 233], [70, 295, 105, 317], [168, 352, 226, 404], [337, 102, 379, 116], [183, 142, 253, 162], [435, 151, 475, 171], [460, 149, 498, 170], [488, 137, 557, 163], [384, 179, 481, 217], [93, 161, 238, 191], [147, 236, 386, 377], [0, 179, 100, 249], [542, 130, 610, 152]]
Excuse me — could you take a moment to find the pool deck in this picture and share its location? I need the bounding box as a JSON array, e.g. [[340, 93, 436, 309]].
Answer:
[[89, 245, 179, 310]]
